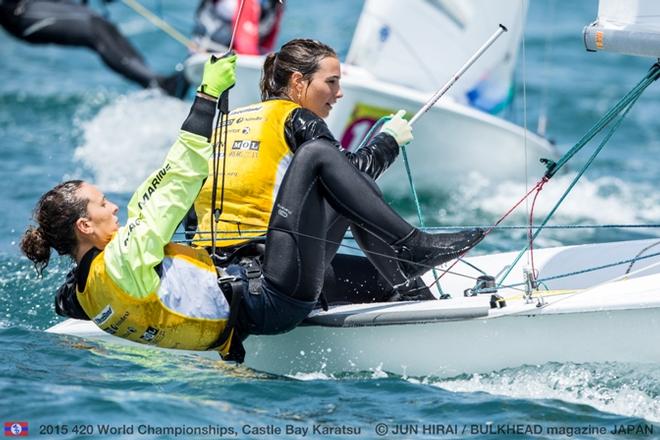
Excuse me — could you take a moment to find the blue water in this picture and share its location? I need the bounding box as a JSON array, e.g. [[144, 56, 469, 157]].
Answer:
[[2, 1, 660, 438]]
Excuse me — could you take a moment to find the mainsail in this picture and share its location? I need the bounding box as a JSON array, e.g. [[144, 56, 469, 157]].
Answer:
[[584, 0, 660, 58], [345, 0, 527, 114]]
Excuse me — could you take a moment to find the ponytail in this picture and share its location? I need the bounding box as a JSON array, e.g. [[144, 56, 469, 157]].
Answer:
[[259, 38, 337, 100], [20, 226, 51, 275], [20, 180, 88, 273]]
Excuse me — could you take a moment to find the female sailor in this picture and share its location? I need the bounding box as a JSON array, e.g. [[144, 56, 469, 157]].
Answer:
[[189, 39, 485, 306]]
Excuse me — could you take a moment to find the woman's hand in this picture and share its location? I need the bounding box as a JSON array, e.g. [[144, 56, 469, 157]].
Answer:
[[380, 110, 413, 147], [197, 54, 238, 99]]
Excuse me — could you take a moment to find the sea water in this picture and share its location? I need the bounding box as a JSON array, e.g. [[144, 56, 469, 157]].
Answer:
[[1, 1, 659, 438]]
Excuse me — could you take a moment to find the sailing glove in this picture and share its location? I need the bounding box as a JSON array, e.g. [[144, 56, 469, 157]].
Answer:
[[380, 110, 413, 147], [197, 54, 237, 99]]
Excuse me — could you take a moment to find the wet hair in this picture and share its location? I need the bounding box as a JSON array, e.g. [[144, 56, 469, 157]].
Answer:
[[20, 180, 88, 274], [260, 38, 337, 100]]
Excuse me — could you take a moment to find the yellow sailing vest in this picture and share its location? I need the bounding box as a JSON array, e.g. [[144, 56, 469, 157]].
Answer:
[[76, 243, 233, 355], [193, 99, 299, 247]]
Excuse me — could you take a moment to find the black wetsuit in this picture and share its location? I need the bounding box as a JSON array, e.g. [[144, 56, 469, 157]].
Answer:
[[200, 107, 434, 337], [0, 0, 184, 94], [279, 108, 424, 303]]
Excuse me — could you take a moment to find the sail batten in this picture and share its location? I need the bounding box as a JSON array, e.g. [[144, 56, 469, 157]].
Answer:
[[584, 0, 660, 58]]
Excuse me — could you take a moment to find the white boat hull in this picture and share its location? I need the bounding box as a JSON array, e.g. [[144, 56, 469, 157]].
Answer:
[[47, 239, 660, 377]]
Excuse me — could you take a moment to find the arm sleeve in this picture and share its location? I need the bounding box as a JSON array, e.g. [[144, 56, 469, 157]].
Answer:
[[284, 107, 400, 180], [105, 96, 216, 297]]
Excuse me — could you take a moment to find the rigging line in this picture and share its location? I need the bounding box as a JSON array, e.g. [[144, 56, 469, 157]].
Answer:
[[498, 89, 645, 286], [228, 0, 247, 55], [536, 0, 556, 136], [489, 249, 660, 292], [176, 223, 660, 236], [428, 176, 548, 284], [499, 250, 660, 316], [545, 63, 660, 178], [626, 240, 660, 274], [520, 0, 530, 266], [119, 0, 195, 49], [176, 226, 483, 284], [264, 226, 484, 285], [209, 110, 224, 259]]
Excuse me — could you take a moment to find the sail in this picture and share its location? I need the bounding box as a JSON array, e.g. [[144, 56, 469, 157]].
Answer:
[[345, 0, 527, 114], [584, 0, 660, 58]]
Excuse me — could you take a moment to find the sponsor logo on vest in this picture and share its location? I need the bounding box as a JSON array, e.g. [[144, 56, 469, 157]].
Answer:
[[231, 105, 262, 115], [137, 163, 172, 210], [93, 305, 114, 325], [232, 140, 260, 151], [120, 326, 137, 338], [242, 127, 250, 134], [140, 326, 160, 342], [104, 311, 130, 335]]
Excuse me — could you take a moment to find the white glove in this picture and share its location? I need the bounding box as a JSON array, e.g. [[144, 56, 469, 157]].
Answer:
[[380, 110, 413, 146]]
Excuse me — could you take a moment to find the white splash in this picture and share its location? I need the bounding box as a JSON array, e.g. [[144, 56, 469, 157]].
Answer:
[[288, 372, 335, 381], [74, 90, 189, 193], [446, 172, 660, 227], [430, 363, 660, 422]]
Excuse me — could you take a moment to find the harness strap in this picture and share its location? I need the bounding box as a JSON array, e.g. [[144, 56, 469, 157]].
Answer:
[[211, 278, 246, 363]]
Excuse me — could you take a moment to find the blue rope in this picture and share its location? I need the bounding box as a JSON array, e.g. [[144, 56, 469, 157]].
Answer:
[[497, 64, 660, 286], [493, 248, 660, 292], [498, 96, 641, 286]]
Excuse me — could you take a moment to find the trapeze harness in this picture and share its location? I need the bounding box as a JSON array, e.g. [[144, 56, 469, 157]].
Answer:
[[56, 243, 247, 360]]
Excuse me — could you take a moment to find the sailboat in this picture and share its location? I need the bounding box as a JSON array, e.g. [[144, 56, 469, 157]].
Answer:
[[47, 0, 660, 377], [184, 0, 556, 190]]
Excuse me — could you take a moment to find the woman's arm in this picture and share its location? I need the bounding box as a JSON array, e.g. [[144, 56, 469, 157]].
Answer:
[[104, 96, 218, 297], [284, 107, 400, 181]]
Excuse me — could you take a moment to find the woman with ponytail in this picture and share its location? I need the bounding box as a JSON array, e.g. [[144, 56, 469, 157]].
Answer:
[[189, 38, 484, 310]]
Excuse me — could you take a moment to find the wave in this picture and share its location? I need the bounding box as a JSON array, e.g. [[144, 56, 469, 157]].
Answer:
[[432, 362, 660, 423], [73, 90, 188, 193]]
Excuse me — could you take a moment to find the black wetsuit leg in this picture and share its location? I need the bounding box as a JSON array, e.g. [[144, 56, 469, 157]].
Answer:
[[0, 0, 159, 88], [317, 175, 410, 303], [263, 139, 416, 302]]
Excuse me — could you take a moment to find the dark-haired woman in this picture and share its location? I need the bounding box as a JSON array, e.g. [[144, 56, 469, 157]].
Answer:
[[22, 55, 242, 358], [189, 39, 485, 318]]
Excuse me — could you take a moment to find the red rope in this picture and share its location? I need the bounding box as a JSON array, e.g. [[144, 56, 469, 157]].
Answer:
[[528, 176, 549, 282], [433, 176, 549, 282]]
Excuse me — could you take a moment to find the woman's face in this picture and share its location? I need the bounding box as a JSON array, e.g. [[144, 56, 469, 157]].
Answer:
[[297, 56, 343, 118], [77, 183, 119, 249]]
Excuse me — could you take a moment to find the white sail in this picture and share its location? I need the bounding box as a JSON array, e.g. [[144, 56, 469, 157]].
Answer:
[[584, 0, 660, 58], [345, 0, 527, 114]]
